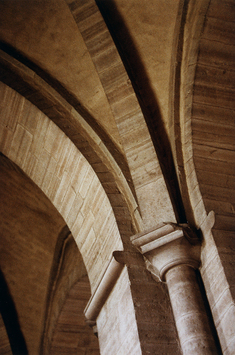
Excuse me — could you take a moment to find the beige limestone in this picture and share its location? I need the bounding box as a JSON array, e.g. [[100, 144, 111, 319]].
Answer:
[[97, 267, 142, 355], [0, 82, 123, 294], [132, 223, 219, 354], [0, 1, 234, 353]]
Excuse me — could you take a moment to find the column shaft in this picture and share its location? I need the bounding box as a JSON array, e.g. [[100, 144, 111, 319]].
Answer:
[[166, 264, 219, 355]]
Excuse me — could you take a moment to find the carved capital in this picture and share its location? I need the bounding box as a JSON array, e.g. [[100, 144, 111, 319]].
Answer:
[[131, 223, 201, 281]]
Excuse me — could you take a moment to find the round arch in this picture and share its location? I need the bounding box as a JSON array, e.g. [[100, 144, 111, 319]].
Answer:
[[0, 152, 99, 355], [0, 49, 142, 239], [0, 81, 123, 293]]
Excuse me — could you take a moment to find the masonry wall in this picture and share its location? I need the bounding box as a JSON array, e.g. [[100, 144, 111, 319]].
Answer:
[[191, 1, 235, 353]]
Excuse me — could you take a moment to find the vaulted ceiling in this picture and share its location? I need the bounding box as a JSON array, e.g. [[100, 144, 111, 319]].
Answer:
[[0, 0, 234, 353]]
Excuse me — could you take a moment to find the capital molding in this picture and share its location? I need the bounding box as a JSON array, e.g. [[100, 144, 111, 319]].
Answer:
[[131, 223, 201, 281]]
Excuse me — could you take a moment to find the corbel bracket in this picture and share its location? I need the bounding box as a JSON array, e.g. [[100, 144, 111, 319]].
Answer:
[[84, 251, 124, 323]]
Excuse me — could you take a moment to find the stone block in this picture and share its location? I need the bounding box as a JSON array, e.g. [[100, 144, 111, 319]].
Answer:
[[59, 184, 76, 219], [79, 165, 95, 199], [53, 171, 71, 209], [66, 193, 83, 229]]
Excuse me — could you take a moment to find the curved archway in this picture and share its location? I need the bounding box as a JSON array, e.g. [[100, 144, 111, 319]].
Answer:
[[0, 152, 100, 354], [0, 80, 149, 355], [50, 275, 100, 355], [0, 80, 180, 355], [0, 50, 142, 237], [0, 81, 124, 292], [0, 0, 177, 229]]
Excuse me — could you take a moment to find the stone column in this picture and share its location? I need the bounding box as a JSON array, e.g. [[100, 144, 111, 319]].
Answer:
[[131, 223, 219, 355]]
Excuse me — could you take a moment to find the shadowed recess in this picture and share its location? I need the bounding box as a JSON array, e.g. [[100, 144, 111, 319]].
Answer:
[[96, 0, 187, 223], [0, 270, 28, 355]]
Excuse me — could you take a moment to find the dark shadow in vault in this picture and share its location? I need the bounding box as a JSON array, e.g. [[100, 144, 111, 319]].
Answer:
[[0, 269, 28, 355]]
